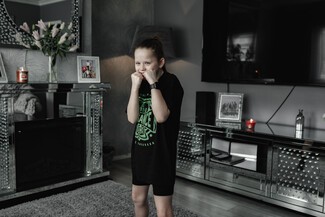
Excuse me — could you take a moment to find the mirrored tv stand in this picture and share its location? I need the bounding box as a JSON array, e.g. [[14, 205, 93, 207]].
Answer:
[[177, 121, 325, 217]]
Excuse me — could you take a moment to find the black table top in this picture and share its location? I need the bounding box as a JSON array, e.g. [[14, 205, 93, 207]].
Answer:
[[184, 121, 325, 146]]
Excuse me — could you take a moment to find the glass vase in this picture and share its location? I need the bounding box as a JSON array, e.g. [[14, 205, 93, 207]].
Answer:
[[48, 55, 57, 83]]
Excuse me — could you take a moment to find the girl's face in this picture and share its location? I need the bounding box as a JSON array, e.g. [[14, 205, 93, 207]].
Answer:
[[134, 47, 163, 74]]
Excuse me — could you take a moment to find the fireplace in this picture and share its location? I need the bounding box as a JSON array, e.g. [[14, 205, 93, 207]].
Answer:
[[15, 117, 86, 191]]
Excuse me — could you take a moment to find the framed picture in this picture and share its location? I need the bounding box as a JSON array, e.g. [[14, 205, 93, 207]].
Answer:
[[0, 53, 8, 83], [77, 56, 100, 83], [216, 92, 243, 122]]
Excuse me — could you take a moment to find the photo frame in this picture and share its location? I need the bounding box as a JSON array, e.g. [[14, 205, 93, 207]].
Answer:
[[77, 56, 100, 83], [216, 92, 243, 122], [0, 53, 8, 83]]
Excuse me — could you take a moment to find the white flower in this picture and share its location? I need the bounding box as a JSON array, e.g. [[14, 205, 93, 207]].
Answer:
[[51, 26, 59, 38], [34, 41, 42, 49], [36, 19, 47, 31], [69, 44, 79, 52], [68, 22, 73, 30], [68, 33, 75, 41], [60, 22, 65, 30], [23, 43, 31, 49], [32, 30, 40, 40], [20, 22, 30, 33], [13, 33, 30, 48], [58, 32, 68, 45], [14, 19, 78, 62]]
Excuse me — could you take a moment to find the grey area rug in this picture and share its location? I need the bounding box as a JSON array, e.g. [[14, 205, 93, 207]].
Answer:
[[0, 180, 200, 217]]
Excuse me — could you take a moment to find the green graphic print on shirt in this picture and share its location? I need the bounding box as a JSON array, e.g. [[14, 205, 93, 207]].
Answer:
[[135, 93, 157, 147]]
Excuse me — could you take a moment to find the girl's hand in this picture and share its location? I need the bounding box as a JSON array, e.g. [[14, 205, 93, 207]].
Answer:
[[131, 72, 143, 89], [143, 70, 158, 84]]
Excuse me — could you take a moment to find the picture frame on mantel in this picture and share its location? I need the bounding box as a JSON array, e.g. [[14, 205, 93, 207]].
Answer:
[[216, 92, 244, 122], [0, 53, 8, 83], [77, 56, 101, 83]]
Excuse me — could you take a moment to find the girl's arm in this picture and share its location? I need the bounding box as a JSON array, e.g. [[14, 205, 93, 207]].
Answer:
[[150, 87, 170, 123], [127, 72, 143, 124]]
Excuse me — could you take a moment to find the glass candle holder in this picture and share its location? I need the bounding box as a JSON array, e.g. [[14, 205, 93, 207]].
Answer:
[[16, 66, 28, 83], [245, 119, 256, 129]]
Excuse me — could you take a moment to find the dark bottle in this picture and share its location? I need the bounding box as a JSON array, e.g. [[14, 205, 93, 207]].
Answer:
[[295, 109, 304, 139]]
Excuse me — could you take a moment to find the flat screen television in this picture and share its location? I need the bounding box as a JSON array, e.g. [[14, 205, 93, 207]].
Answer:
[[202, 0, 325, 86]]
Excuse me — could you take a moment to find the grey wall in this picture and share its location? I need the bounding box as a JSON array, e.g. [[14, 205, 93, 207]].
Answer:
[[41, 1, 71, 23], [5, 1, 72, 35], [5, 2, 39, 27], [92, 0, 154, 156]]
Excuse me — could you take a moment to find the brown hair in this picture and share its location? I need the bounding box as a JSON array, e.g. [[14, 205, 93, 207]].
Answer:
[[135, 36, 166, 71]]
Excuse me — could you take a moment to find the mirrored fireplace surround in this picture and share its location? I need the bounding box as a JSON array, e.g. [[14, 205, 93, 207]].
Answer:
[[0, 82, 110, 197]]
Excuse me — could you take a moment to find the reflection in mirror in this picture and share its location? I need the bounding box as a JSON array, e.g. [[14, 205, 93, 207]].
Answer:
[[0, 0, 80, 49], [226, 2, 258, 63]]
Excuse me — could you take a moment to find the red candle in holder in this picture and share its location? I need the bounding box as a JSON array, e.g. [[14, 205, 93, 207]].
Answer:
[[246, 119, 256, 129]]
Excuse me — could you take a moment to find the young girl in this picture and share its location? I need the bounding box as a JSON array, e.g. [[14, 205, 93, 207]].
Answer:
[[127, 37, 183, 217]]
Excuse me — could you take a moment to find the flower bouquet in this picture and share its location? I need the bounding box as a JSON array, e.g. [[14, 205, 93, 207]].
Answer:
[[14, 20, 78, 82]]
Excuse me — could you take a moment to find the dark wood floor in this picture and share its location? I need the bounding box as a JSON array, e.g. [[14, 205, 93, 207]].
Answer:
[[108, 158, 310, 217]]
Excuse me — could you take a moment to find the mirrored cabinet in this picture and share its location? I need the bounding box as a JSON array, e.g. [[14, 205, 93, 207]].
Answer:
[[177, 121, 325, 217], [0, 83, 110, 201]]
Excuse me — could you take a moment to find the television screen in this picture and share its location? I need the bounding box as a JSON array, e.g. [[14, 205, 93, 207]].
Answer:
[[202, 0, 325, 86]]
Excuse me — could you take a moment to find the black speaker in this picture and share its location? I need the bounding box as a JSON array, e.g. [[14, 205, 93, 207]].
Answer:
[[195, 91, 216, 125]]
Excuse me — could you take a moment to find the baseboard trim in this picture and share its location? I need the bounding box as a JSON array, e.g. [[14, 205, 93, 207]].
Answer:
[[113, 153, 131, 161]]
